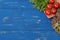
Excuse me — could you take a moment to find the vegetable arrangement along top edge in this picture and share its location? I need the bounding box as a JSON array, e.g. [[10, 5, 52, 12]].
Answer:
[[30, 0, 60, 18]]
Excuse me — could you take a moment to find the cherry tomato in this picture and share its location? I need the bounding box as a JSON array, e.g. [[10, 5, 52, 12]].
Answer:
[[51, 8, 57, 14], [45, 9, 51, 15], [46, 4, 52, 9], [54, 2, 59, 9], [58, 3, 60, 8], [49, 0, 54, 4]]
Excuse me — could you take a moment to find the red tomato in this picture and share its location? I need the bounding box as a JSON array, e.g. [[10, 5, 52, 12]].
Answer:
[[58, 3, 60, 8], [46, 4, 52, 9], [54, 2, 59, 9], [51, 8, 57, 14], [45, 9, 51, 15], [49, 0, 54, 4]]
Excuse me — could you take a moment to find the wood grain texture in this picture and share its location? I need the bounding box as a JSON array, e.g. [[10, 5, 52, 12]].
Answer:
[[0, 0, 59, 40]]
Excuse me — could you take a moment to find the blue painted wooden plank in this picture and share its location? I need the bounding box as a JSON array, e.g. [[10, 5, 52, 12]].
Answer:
[[0, 0, 60, 40]]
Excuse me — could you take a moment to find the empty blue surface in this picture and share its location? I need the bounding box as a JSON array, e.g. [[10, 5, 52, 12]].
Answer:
[[0, 0, 60, 40]]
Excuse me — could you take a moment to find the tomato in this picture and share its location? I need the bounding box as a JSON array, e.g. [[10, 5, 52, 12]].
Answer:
[[49, 0, 54, 4], [54, 2, 59, 9], [58, 3, 60, 8], [46, 4, 52, 9], [51, 8, 57, 14], [45, 9, 51, 15]]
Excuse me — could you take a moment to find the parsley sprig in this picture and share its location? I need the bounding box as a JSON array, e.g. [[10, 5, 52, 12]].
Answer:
[[30, 0, 49, 11]]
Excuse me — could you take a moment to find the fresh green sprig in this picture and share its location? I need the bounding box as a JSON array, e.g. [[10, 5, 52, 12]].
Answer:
[[30, 0, 49, 11]]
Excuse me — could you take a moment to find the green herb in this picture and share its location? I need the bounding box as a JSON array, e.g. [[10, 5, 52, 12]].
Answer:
[[30, 0, 49, 11]]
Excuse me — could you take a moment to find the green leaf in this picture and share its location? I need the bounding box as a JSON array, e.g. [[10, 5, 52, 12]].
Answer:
[[30, 0, 49, 11]]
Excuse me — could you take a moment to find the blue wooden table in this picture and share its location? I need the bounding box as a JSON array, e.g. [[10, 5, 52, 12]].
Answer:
[[0, 0, 60, 40]]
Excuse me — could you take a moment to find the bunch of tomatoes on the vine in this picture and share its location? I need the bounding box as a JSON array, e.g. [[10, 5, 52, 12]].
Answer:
[[44, 0, 60, 18]]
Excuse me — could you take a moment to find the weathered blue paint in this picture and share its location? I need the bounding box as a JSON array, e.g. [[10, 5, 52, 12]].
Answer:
[[0, 0, 60, 40]]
